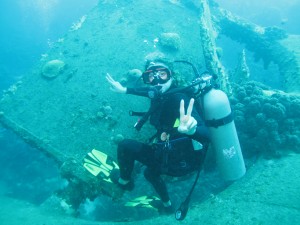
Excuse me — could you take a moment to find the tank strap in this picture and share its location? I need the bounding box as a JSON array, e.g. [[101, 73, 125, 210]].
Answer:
[[205, 112, 233, 128]]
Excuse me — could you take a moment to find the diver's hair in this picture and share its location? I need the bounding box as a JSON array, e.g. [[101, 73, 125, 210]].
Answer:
[[144, 58, 174, 71]]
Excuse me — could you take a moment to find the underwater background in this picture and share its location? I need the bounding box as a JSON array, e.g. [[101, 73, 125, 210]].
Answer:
[[0, 0, 299, 224], [0, 0, 99, 209]]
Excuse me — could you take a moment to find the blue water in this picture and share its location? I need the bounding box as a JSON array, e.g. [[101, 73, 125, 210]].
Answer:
[[0, 0, 97, 204], [0, 0, 98, 91]]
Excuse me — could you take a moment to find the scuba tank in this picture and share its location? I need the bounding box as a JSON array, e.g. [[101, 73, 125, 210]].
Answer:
[[194, 74, 246, 181], [202, 87, 246, 180]]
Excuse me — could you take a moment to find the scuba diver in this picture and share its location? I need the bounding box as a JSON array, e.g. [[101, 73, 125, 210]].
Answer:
[[105, 60, 211, 214]]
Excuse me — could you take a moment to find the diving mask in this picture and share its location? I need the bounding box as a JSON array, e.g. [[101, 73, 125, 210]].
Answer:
[[142, 65, 171, 85]]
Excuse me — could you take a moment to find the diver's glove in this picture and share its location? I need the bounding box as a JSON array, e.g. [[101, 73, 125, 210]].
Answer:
[[178, 99, 197, 135]]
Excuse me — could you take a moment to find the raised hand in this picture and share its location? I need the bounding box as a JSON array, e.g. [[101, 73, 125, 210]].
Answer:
[[178, 98, 197, 135], [106, 73, 127, 94]]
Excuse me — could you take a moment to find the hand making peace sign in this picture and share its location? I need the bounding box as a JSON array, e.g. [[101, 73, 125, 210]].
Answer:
[[178, 98, 198, 135]]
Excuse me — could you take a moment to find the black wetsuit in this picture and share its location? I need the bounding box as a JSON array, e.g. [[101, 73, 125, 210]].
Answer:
[[117, 86, 210, 202]]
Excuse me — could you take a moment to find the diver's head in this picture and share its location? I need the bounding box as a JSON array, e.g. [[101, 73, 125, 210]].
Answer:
[[142, 62, 172, 86]]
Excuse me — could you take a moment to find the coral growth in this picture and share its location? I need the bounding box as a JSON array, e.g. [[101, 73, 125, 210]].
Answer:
[[41, 59, 65, 79], [159, 32, 181, 51], [120, 69, 142, 86], [70, 15, 87, 31], [231, 49, 250, 84], [231, 81, 300, 158]]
